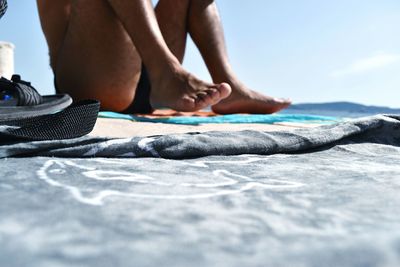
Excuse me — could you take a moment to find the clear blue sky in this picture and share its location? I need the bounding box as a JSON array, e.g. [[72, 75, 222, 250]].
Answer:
[[1, 0, 400, 107]]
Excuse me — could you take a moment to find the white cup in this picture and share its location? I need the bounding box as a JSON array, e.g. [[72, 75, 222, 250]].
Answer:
[[0, 41, 15, 79]]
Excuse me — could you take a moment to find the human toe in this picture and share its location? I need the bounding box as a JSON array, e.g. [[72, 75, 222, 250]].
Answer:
[[217, 83, 232, 99]]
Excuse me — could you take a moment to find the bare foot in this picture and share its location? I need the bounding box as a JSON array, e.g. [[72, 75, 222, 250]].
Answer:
[[211, 79, 291, 114], [150, 66, 231, 112]]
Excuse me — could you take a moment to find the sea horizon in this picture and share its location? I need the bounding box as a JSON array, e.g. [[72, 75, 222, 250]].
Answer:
[[281, 101, 400, 118]]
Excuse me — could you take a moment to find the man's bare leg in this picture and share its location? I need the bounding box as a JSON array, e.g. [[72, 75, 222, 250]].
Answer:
[[38, 0, 144, 111], [154, 0, 189, 64], [188, 0, 291, 114], [154, 0, 220, 108], [154, 0, 290, 114], [105, 0, 231, 112]]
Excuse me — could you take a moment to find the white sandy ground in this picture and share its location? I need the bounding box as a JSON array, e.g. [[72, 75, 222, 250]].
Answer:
[[90, 118, 320, 138]]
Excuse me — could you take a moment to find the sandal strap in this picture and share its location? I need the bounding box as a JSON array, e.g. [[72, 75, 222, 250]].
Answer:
[[11, 75, 43, 106]]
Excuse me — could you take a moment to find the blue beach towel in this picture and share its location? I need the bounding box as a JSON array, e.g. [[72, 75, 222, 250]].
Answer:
[[99, 111, 339, 125]]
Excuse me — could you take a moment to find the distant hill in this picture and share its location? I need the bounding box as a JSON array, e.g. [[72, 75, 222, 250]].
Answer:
[[282, 101, 400, 118]]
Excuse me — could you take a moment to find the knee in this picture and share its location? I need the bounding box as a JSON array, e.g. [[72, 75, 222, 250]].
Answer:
[[189, 0, 215, 11], [190, 0, 214, 5], [95, 88, 136, 112]]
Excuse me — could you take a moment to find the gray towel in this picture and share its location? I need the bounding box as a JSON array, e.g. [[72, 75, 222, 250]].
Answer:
[[1, 114, 400, 158]]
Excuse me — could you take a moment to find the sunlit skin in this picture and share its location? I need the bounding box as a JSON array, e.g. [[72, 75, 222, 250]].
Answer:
[[37, 0, 291, 114]]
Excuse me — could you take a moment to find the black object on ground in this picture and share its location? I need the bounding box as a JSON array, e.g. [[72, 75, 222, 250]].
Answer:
[[0, 75, 100, 141]]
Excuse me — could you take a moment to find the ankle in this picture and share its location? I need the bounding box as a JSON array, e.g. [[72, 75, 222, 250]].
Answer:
[[210, 67, 237, 84], [147, 57, 183, 82]]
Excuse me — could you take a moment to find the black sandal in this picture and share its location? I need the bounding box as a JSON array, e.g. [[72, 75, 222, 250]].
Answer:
[[0, 75, 73, 121], [0, 75, 100, 141]]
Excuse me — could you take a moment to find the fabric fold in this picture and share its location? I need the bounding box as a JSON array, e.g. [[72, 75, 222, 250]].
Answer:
[[0, 115, 399, 159]]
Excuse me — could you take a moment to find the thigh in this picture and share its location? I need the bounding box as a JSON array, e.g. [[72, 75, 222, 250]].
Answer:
[[56, 0, 142, 111]]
